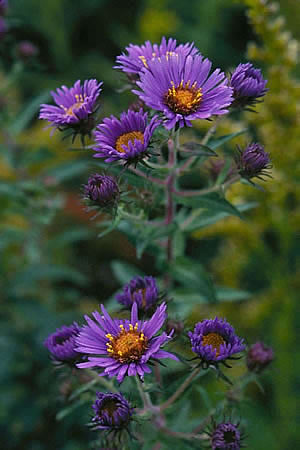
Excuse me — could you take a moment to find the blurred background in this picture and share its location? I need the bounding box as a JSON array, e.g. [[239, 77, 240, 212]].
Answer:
[[0, 0, 299, 449]]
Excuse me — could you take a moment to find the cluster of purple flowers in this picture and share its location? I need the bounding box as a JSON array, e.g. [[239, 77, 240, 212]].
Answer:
[[41, 35, 273, 448], [39, 36, 269, 177]]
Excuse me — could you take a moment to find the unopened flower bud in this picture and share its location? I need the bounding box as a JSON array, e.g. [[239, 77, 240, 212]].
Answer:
[[17, 40, 39, 61], [247, 341, 274, 373]]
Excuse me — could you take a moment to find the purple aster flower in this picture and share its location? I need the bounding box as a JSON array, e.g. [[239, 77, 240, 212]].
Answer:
[[0, 16, 7, 39], [91, 391, 133, 433], [247, 341, 274, 373], [16, 40, 39, 60], [211, 422, 242, 450], [44, 322, 83, 365], [39, 79, 102, 137], [75, 302, 178, 383], [188, 317, 245, 366], [237, 142, 271, 180], [0, 0, 7, 16], [83, 173, 119, 208], [116, 276, 160, 313], [230, 63, 268, 108], [115, 36, 198, 76], [133, 53, 233, 130], [93, 108, 160, 165]]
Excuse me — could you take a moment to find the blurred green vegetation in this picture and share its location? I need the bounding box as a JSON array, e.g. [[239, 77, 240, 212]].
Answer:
[[0, 0, 298, 449]]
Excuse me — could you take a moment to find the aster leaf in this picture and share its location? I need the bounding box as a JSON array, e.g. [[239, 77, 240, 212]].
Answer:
[[179, 201, 258, 232], [208, 129, 247, 150], [56, 398, 88, 421], [180, 142, 218, 157], [111, 260, 145, 285], [176, 193, 242, 219], [169, 256, 216, 303]]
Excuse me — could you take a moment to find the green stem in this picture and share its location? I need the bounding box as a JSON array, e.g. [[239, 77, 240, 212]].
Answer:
[[160, 367, 201, 411]]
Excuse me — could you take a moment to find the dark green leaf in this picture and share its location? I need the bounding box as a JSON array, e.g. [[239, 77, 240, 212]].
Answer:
[[176, 192, 242, 219], [209, 129, 247, 149], [111, 260, 145, 284]]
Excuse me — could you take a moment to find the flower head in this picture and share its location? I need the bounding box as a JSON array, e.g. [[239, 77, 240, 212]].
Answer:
[[44, 322, 83, 365], [211, 422, 242, 450], [237, 142, 271, 180], [93, 108, 160, 165], [247, 341, 274, 373], [230, 63, 268, 108], [17, 40, 39, 60], [116, 276, 160, 313], [133, 53, 233, 130], [75, 302, 178, 383], [83, 173, 119, 209], [188, 317, 245, 366], [115, 36, 198, 76], [91, 391, 133, 433], [39, 79, 102, 137], [0, 0, 8, 16], [0, 16, 7, 38]]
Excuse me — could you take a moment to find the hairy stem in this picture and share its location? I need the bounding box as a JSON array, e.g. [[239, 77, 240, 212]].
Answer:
[[135, 377, 153, 410], [160, 367, 201, 411]]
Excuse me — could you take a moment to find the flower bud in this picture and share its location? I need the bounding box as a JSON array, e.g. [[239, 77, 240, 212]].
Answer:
[[83, 173, 119, 209], [237, 143, 271, 180], [16, 40, 39, 61], [246, 341, 274, 373]]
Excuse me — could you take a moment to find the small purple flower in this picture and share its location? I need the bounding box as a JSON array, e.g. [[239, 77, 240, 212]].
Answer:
[[247, 341, 274, 373], [39, 79, 102, 135], [230, 63, 268, 108], [16, 41, 39, 60], [0, 16, 7, 39], [133, 53, 233, 130], [115, 36, 198, 76], [188, 317, 245, 366], [93, 108, 160, 165], [237, 142, 271, 180], [91, 392, 133, 433], [83, 173, 119, 208], [211, 422, 242, 450], [0, 0, 8, 16], [75, 302, 178, 383], [44, 322, 82, 364], [116, 276, 159, 313]]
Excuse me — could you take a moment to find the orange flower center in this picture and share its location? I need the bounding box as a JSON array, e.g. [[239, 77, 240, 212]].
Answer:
[[165, 80, 202, 115], [64, 94, 85, 116], [202, 332, 225, 357], [106, 324, 148, 363], [115, 131, 144, 153]]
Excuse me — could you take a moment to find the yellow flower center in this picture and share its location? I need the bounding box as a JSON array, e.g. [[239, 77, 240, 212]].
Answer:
[[165, 80, 202, 115], [115, 131, 144, 153], [63, 94, 85, 116], [106, 324, 148, 363], [202, 332, 225, 357]]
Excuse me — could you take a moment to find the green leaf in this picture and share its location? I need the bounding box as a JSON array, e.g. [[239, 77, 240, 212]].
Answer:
[[180, 141, 217, 156], [56, 399, 87, 421], [176, 192, 242, 219], [9, 91, 51, 135], [44, 160, 88, 182], [181, 201, 258, 232], [169, 256, 216, 303], [209, 129, 247, 149], [111, 260, 145, 285], [216, 286, 251, 302]]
